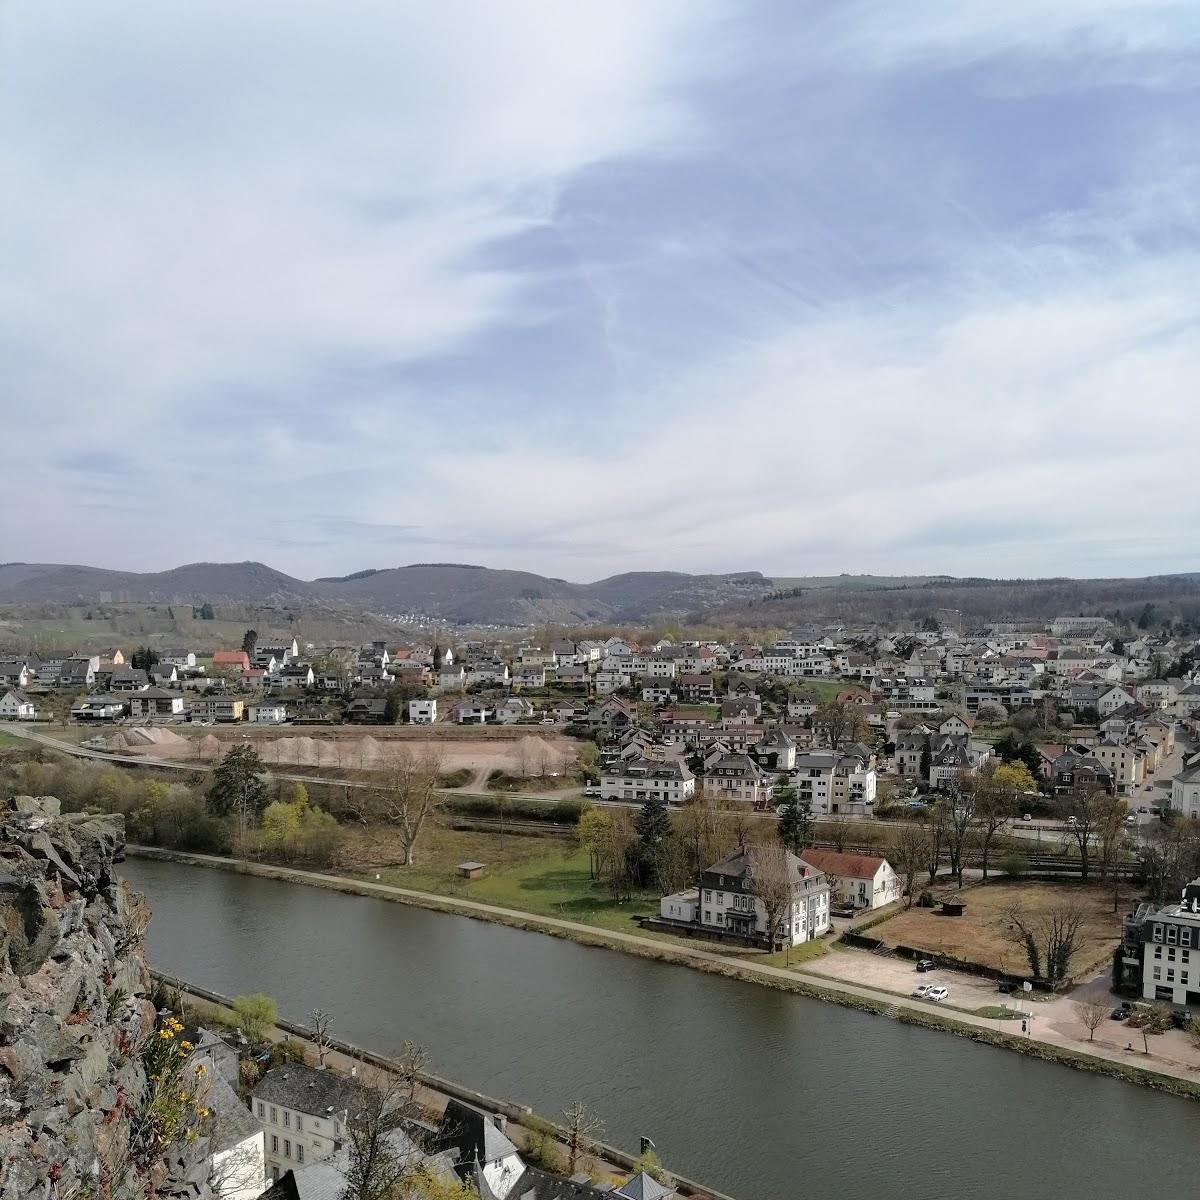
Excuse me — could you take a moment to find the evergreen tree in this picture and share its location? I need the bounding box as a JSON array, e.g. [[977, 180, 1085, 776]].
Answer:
[[241, 629, 259, 656], [634, 795, 672, 884], [207, 743, 268, 822], [918, 737, 932, 784], [383, 689, 402, 724], [198, 602, 215, 620], [776, 789, 812, 856]]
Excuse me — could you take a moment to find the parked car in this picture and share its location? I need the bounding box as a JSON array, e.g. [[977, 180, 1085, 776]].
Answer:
[[1171, 1007, 1193, 1029], [1139, 806, 1150, 814], [1125, 814, 1138, 824], [582, 785, 600, 798], [1066, 815, 1078, 827], [1022, 813, 1032, 822], [1111, 1004, 1131, 1021], [997, 982, 1014, 994], [915, 959, 936, 972], [926, 986, 949, 1003], [912, 983, 933, 998]]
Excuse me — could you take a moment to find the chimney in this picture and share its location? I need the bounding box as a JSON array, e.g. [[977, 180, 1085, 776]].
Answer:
[[493, 1113, 507, 1133]]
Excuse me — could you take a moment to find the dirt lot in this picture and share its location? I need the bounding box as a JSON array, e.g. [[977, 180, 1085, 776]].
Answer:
[[875, 881, 1124, 977], [89, 725, 580, 778]]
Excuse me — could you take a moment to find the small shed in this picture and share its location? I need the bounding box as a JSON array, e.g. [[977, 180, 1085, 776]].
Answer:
[[940, 899, 966, 917], [457, 861, 485, 880]]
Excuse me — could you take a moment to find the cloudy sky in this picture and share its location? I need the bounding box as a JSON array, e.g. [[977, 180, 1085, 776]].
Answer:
[[2, 1, 1198, 582]]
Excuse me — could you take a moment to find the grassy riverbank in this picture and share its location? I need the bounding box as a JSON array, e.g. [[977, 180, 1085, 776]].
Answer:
[[126, 845, 1200, 1105]]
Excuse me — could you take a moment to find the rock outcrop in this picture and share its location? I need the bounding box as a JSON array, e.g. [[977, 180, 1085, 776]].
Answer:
[[0, 795, 214, 1200]]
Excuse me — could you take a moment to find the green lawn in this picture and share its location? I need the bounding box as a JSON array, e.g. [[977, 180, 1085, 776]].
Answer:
[[341, 826, 758, 951], [758, 939, 830, 969], [975, 1006, 1025, 1020], [0, 730, 28, 747]]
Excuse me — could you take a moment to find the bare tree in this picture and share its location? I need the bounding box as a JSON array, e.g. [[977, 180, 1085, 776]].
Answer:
[[973, 764, 1021, 881], [939, 780, 975, 887], [921, 805, 947, 883], [1095, 793, 1129, 883], [1074, 1000, 1108, 1043], [362, 750, 445, 866], [338, 1064, 416, 1200], [890, 822, 928, 908], [827, 812, 851, 853], [1060, 785, 1110, 882], [561, 1100, 605, 1175], [747, 845, 796, 954], [678, 788, 737, 876], [311, 1008, 333, 1069], [814, 701, 868, 752], [1001, 902, 1087, 987], [395, 1039, 429, 1114]]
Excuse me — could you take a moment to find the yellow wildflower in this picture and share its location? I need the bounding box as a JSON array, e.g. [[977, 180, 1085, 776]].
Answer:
[[180, 1040, 194, 1052], [193, 1064, 206, 1076], [197, 1107, 209, 1119]]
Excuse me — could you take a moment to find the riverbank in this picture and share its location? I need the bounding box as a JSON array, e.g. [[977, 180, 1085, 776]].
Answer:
[[151, 971, 733, 1200], [127, 845, 1200, 1102]]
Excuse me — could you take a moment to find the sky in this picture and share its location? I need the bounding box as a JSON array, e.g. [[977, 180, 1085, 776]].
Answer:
[[2, 1, 1198, 583]]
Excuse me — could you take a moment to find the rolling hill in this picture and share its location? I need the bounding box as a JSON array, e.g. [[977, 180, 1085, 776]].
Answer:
[[0, 561, 773, 625]]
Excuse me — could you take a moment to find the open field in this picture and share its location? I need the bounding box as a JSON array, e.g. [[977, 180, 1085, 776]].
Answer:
[[337, 824, 669, 937], [875, 881, 1125, 977]]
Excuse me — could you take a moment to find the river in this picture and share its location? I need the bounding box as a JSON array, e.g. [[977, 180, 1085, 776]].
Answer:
[[121, 857, 1195, 1200]]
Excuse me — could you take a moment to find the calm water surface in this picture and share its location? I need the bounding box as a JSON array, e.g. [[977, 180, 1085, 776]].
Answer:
[[122, 857, 1195, 1200]]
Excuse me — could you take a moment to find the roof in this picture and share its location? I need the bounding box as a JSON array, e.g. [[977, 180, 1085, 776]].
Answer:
[[435, 1099, 519, 1165], [800, 848, 888, 881], [213, 650, 249, 664], [613, 1170, 673, 1200], [252, 1063, 360, 1118], [704, 845, 824, 889]]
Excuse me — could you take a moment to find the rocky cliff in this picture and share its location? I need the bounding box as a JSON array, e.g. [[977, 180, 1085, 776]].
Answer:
[[0, 796, 215, 1200]]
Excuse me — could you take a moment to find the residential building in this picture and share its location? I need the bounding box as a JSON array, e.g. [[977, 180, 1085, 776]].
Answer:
[[161, 649, 197, 669], [1120, 882, 1200, 1006], [70, 695, 126, 721], [1094, 738, 1146, 795], [800, 849, 901, 909], [128, 688, 186, 718], [706, 753, 772, 807], [252, 1063, 356, 1181], [600, 756, 695, 805], [696, 847, 830, 947], [0, 690, 37, 720], [1169, 757, 1200, 819], [0, 661, 31, 689], [279, 663, 315, 689], [409, 698, 437, 724], [213, 650, 251, 673], [193, 696, 245, 723], [249, 702, 289, 724], [345, 698, 390, 723]]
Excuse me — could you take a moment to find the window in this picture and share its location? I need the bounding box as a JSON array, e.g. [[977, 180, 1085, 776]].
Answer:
[[1169, 947, 1177, 962], [257, 1102, 265, 1118], [1168, 925, 1179, 945], [1183, 929, 1193, 948], [296, 1115, 303, 1133], [284, 1140, 291, 1159], [1153, 924, 1164, 943], [1155, 945, 1163, 959], [1167, 970, 1175, 983], [271, 1136, 279, 1154], [296, 1146, 304, 1163], [284, 1111, 291, 1128], [270, 1107, 278, 1124], [1153, 967, 1162, 980]]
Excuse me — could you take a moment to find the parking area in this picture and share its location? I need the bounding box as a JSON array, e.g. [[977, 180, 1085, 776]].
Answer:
[[801, 946, 1020, 1013]]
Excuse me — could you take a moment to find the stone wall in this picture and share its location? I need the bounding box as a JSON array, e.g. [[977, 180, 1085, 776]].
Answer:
[[0, 795, 215, 1200]]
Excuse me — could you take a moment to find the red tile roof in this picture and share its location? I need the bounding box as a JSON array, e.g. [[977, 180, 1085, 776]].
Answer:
[[801, 848, 887, 880]]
